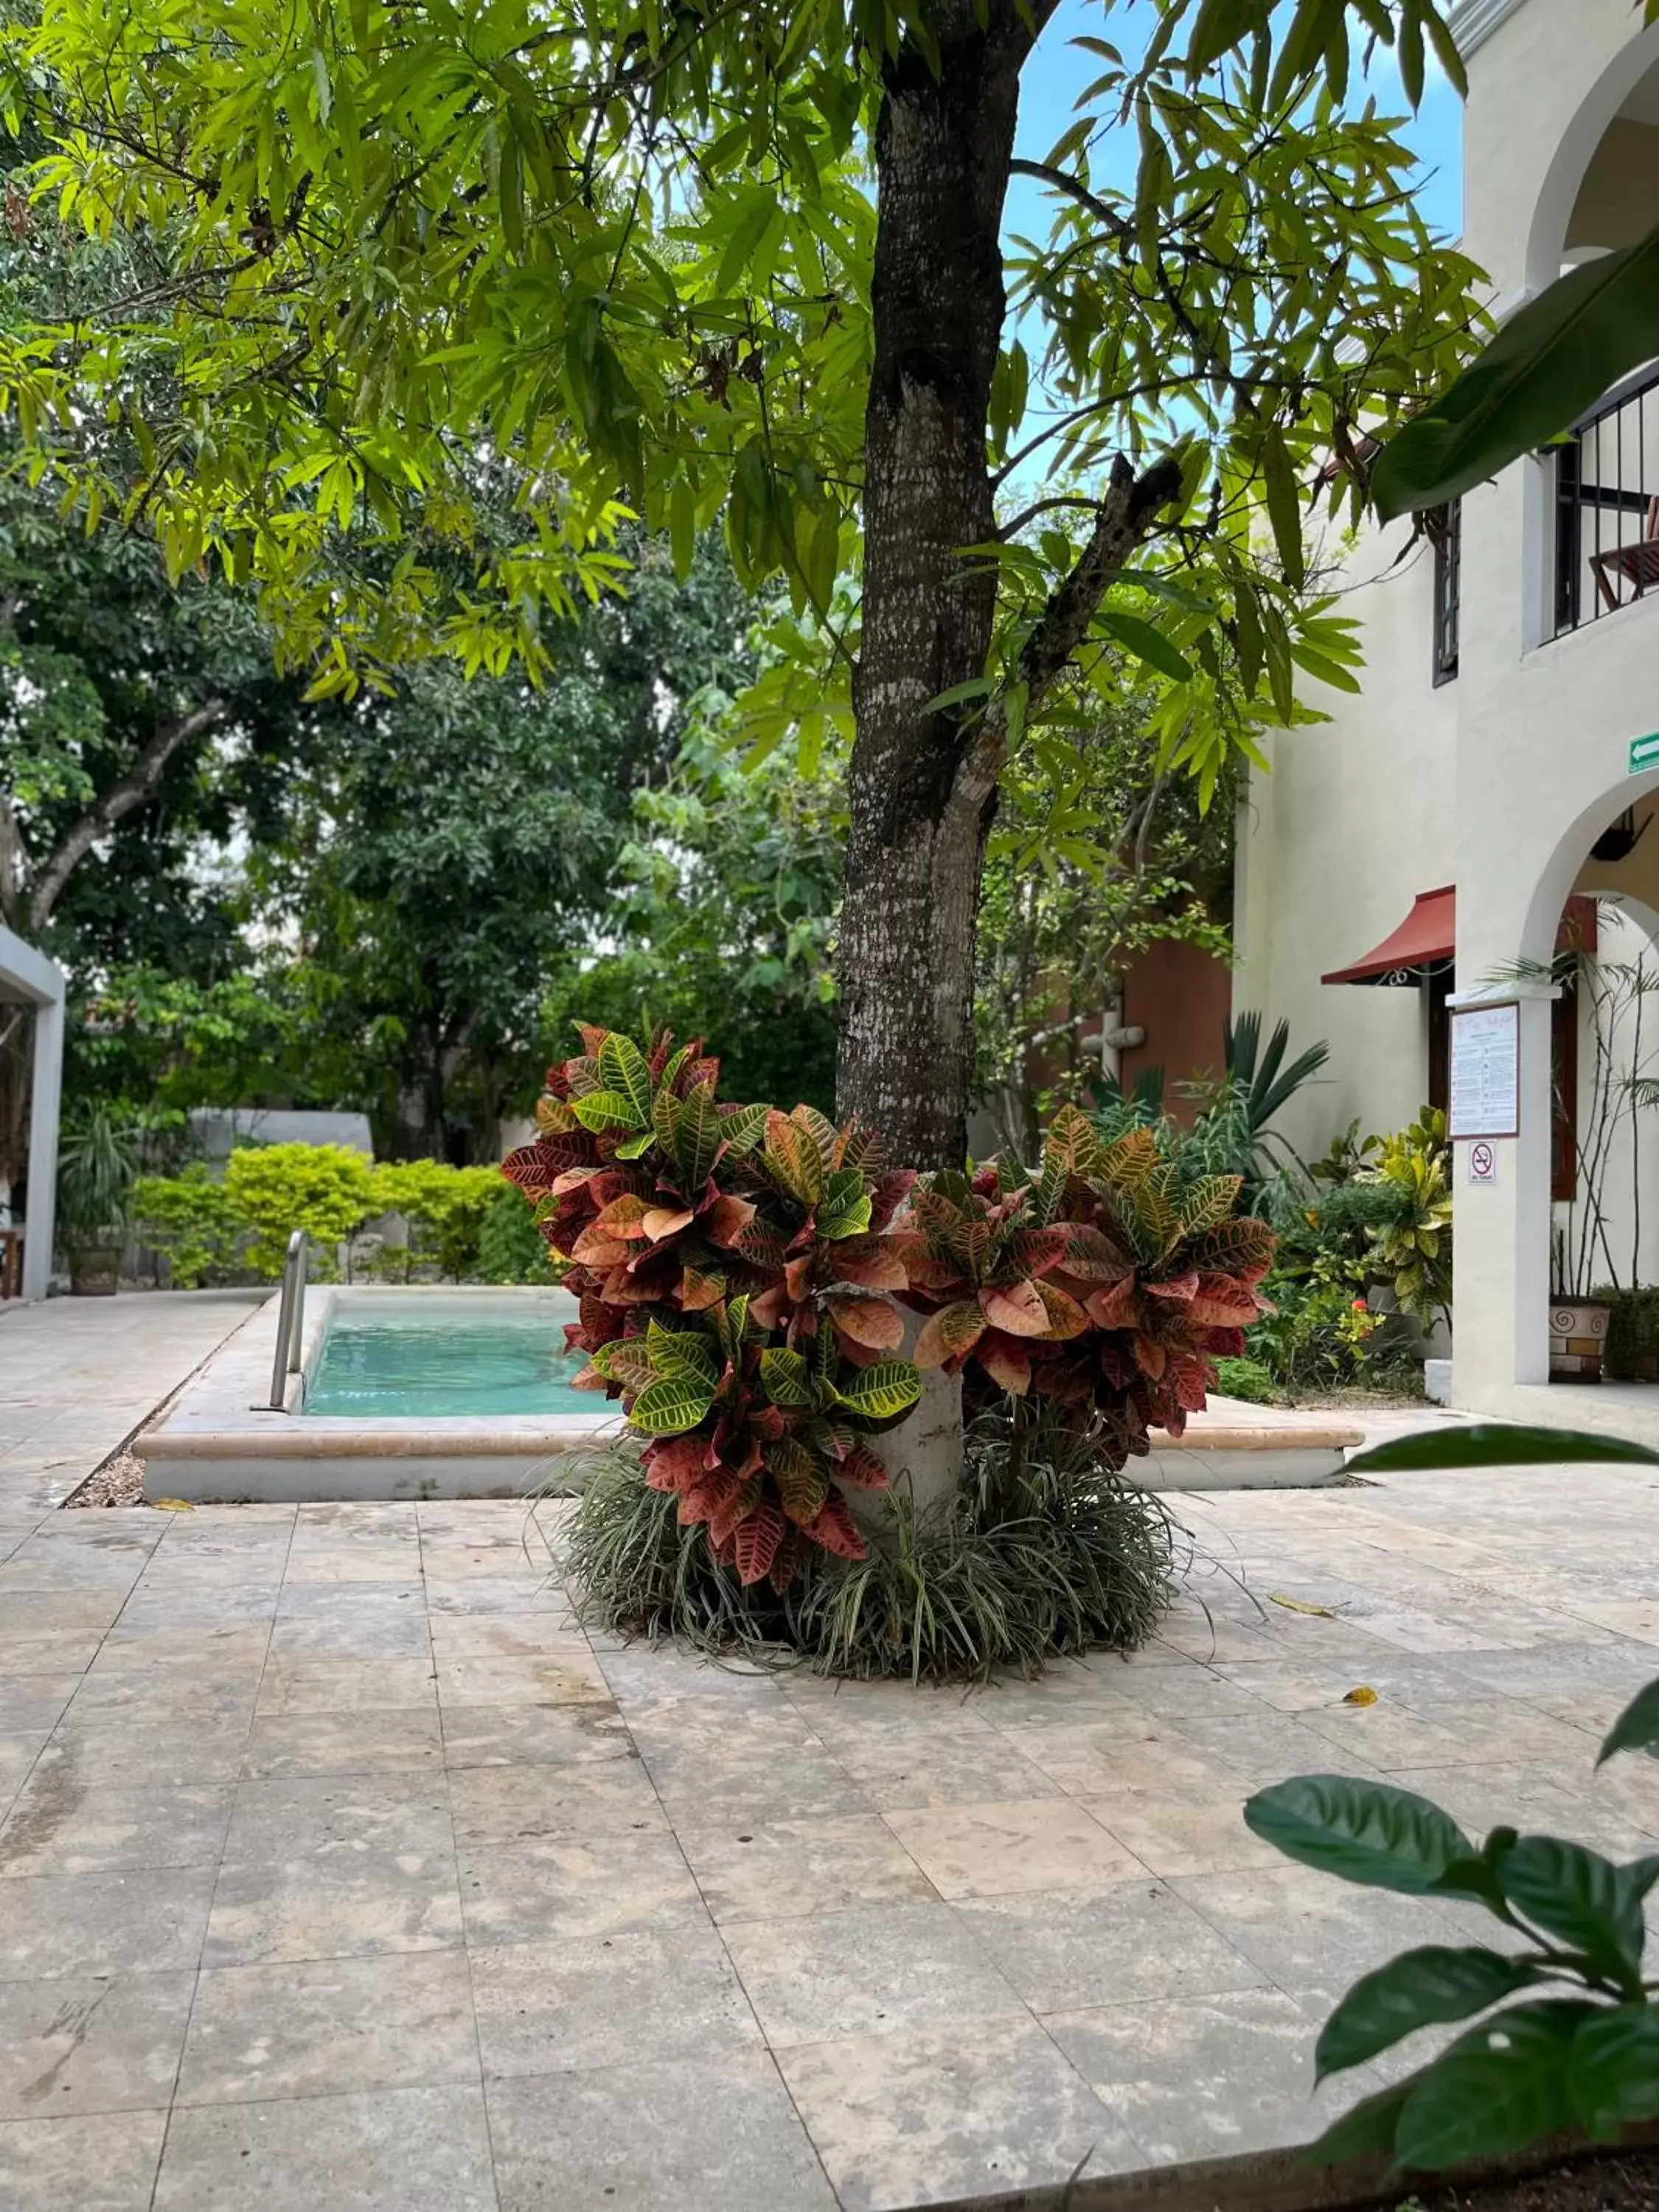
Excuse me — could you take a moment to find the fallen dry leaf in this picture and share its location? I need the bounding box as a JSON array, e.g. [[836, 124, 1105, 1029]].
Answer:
[[1343, 1686, 1379, 1707], [1269, 1593, 1335, 1618], [151, 1497, 195, 1512]]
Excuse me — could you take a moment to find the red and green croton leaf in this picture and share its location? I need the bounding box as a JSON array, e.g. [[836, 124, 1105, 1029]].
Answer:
[[507, 1026, 1276, 1587]]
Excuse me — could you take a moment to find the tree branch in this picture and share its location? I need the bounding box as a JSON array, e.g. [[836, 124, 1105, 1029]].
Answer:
[[27, 698, 227, 932], [954, 451, 1185, 820], [1018, 451, 1186, 709]]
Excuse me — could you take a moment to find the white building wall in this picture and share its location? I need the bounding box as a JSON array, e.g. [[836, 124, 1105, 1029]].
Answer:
[[1239, 0, 1659, 1404], [1234, 519, 1456, 1166]]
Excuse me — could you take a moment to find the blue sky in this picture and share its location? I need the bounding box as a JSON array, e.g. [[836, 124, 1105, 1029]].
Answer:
[[1008, 1, 1466, 250]]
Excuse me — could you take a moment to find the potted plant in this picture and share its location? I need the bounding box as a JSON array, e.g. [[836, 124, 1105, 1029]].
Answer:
[[56, 1104, 139, 1296], [1521, 917, 1659, 1381]]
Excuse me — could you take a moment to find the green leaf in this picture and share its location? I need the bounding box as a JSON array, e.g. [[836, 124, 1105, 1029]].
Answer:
[[759, 1346, 815, 1408], [1394, 2001, 1595, 2170], [922, 675, 995, 716], [669, 479, 696, 580], [1315, 1947, 1543, 2082], [1374, 227, 1659, 521], [569, 1088, 647, 1133], [628, 1374, 716, 1435], [1243, 1774, 1478, 1896], [1495, 1836, 1649, 1983], [1260, 422, 1305, 590], [599, 1032, 654, 1124], [614, 1130, 656, 1160], [1185, 0, 1262, 75], [1346, 1424, 1659, 1476], [1598, 1678, 1659, 1765], [672, 1083, 723, 1192], [817, 1166, 872, 1240], [834, 1360, 922, 1422], [717, 1104, 768, 1158], [1100, 610, 1193, 684], [716, 190, 781, 296], [1306, 2075, 1416, 2168], [1571, 2005, 1659, 2138], [644, 1320, 720, 1384]]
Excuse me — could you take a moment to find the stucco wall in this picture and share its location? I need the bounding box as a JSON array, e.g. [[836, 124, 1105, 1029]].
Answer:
[[1239, 0, 1659, 1395], [1118, 939, 1231, 1119], [1232, 515, 1457, 1164]]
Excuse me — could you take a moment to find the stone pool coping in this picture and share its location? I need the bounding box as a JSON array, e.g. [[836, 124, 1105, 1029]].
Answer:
[[134, 1288, 1360, 1503]]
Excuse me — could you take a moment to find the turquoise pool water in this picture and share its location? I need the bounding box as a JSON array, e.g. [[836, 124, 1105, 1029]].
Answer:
[[303, 1310, 594, 1418]]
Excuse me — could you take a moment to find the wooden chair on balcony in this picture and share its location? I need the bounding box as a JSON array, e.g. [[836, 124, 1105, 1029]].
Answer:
[[1590, 494, 1659, 611]]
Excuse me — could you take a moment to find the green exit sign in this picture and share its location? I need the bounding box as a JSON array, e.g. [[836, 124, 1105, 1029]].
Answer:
[[1632, 732, 1659, 774]]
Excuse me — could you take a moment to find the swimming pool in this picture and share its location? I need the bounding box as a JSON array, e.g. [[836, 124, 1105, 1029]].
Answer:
[[304, 1304, 593, 1418], [136, 1285, 618, 1502]]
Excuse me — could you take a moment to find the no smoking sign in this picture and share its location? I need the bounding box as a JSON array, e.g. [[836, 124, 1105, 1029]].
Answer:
[[1468, 1140, 1498, 1186]]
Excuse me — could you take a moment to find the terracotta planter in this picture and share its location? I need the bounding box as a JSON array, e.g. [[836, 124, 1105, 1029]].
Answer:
[[1548, 1297, 1610, 1382]]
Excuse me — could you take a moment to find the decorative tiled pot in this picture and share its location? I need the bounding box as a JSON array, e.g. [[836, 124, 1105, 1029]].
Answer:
[[1548, 1298, 1610, 1382]]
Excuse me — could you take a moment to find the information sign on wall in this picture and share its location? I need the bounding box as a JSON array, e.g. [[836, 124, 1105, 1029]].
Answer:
[[1450, 1003, 1520, 1141]]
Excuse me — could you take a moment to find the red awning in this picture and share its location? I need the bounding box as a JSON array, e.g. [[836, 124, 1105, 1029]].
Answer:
[[1321, 886, 1455, 987]]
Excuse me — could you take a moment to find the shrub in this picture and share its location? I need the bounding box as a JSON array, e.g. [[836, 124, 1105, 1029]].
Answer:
[[475, 1181, 558, 1284], [224, 1141, 375, 1276], [504, 1024, 1274, 1593], [367, 1160, 504, 1280], [1600, 1285, 1659, 1381], [132, 1164, 242, 1287], [1366, 1107, 1453, 1332], [1211, 1354, 1278, 1404]]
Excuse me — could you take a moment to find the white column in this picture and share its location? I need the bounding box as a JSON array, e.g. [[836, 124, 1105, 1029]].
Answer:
[[1449, 984, 1557, 1402], [23, 993, 63, 1301]]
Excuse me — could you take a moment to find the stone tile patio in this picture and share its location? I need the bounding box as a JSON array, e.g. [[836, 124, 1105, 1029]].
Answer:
[[1, 1295, 1658, 2208]]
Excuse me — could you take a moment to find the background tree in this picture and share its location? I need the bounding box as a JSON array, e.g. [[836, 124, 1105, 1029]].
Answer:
[[546, 712, 844, 1116], [4, 0, 1480, 1171]]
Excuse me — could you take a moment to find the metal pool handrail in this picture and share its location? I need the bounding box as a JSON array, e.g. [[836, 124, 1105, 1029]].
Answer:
[[268, 1229, 309, 1412]]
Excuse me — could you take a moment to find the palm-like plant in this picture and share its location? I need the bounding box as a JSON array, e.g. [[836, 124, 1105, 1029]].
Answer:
[[56, 1104, 139, 1252]]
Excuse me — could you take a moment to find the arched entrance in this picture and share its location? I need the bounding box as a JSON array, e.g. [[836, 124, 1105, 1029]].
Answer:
[[1453, 773, 1659, 1410]]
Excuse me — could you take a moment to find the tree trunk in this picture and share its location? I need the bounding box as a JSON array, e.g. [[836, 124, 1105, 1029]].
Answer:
[[835, 7, 1031, 1171]]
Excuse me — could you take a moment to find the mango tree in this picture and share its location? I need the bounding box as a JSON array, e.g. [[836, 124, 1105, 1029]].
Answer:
[[2, 0, 1478, 1167]]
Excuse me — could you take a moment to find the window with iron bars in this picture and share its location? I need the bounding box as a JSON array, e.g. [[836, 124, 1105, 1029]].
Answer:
[[1552, 363, 1659, 639], [1430, 501, 1461, 685]]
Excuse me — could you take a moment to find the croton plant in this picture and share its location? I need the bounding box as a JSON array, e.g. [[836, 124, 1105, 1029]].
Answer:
[[502, 1026, 1274, 1590]]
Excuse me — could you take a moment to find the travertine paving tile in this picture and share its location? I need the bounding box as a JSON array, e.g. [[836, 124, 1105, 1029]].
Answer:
[[0, 1867, 216, 1980], [678, 1812, 938, 1924], [1043, 1987, 1365, 2163], [0, 1970, 197, 2118], [487, 2051, 837, 2212], [0, 1782, 233, 1879], [722, 1901, 1026, 2048], [776, 2014, 1138, 2211], [154, 2084, 498, 2211], [0, 2109, 166, 2211], [471, 1924, 759, 2077], [883, 1796, 1144, 1899], [459, 1827, 703, 1944], [955, 1879, 1269, 2014], [177, 1951, 479, 2104], [204, 1851, 465, 1966]]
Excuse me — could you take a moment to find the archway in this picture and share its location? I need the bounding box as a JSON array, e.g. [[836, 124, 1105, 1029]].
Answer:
[[1453, 771, 1659, 1411], [1524, 20, 1659, 296]]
